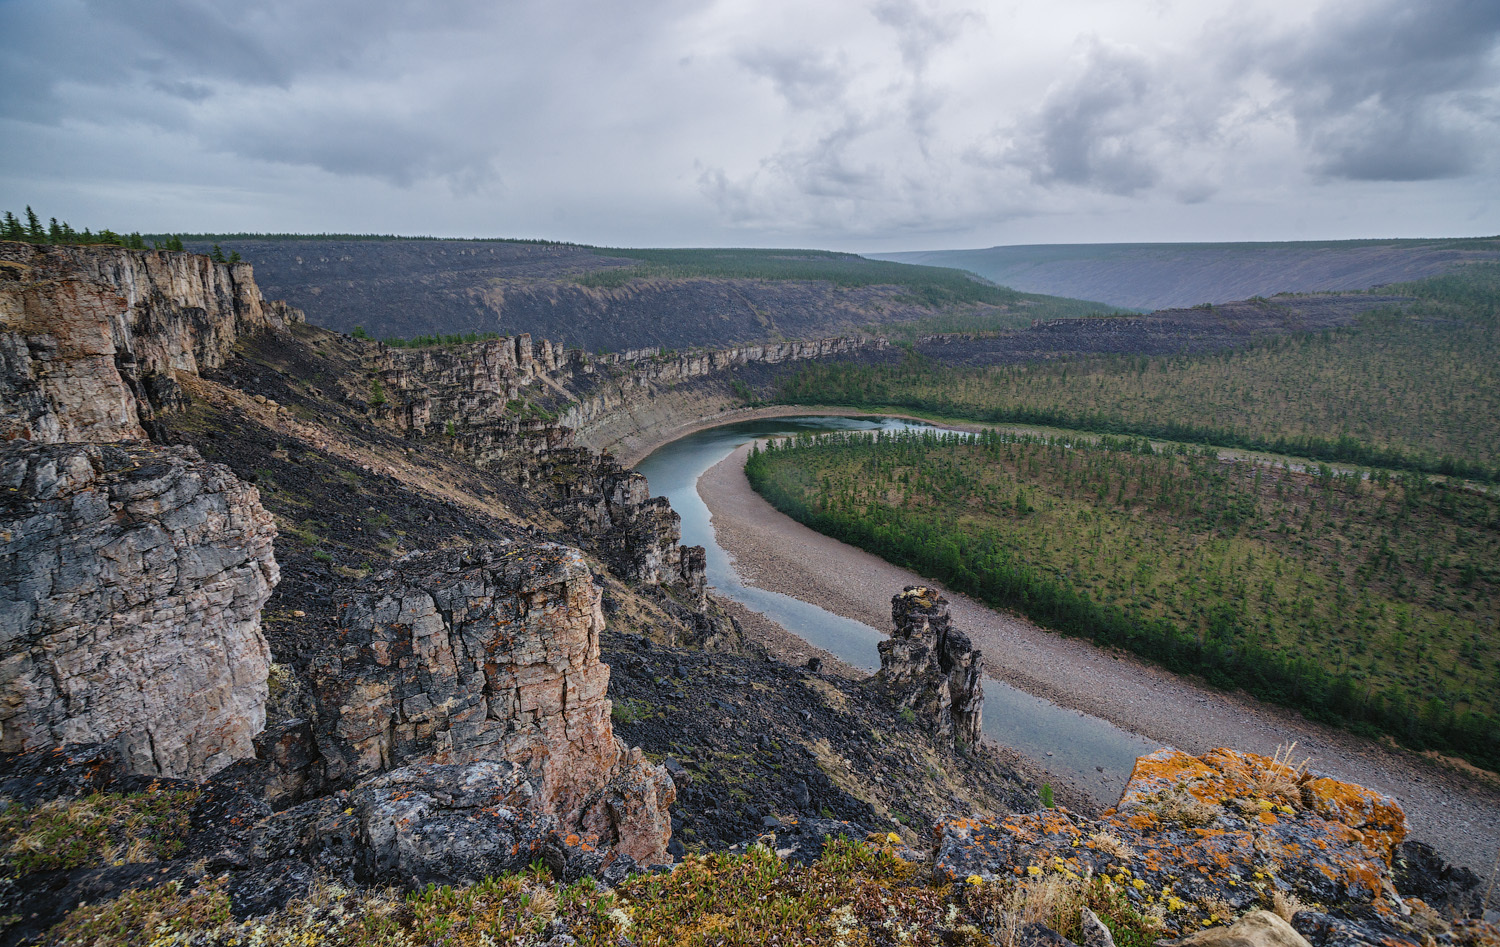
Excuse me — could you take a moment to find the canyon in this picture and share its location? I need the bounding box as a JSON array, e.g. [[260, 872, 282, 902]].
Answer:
[[0, 241, 1491, 945]]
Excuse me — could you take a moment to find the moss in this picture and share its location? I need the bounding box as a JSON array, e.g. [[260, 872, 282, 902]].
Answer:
[[0, 788, 199, 876]]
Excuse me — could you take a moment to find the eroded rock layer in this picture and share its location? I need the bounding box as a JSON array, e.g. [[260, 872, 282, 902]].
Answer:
[[872, 586, 984, 745], [307, 541, 674, 863], [0, 241, 299, 444], [0, 442, 278, 779]]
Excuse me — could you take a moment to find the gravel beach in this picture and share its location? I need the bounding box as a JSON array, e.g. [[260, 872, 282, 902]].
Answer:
[[699, 441, 1500, 875]]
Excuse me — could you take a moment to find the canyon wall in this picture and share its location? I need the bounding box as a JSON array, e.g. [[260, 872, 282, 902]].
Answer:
[[0, 242, 297, 780], [0, 241, 300, 443], [307, 542, 674, 863], [368, 331, 887, 463], [0, 442, 278, 779]]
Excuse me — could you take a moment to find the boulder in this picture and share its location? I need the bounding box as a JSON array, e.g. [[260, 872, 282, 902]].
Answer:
[[934, 748, 1419, 939]]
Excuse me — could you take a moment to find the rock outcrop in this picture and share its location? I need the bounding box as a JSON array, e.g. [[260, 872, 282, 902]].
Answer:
[[871, 587, 984, 745], [0, 241, 300, 444], [306, 541, 674, 864], [931, 747, 1472, 945], [0, 442, 278, 780]]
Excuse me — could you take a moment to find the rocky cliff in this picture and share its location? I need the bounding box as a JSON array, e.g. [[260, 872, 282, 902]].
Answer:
[[306, 541, 674, 863], [0, 241, 300, 443], [0, 241, 294, 781], [0, 442, 277, 779], [368, 331, 886, 461], [871, 587, 985, 745]]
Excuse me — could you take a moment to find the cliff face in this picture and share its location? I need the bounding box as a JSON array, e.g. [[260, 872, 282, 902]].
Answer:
[[872, 587, 984, 745], [0, 242, 300, 443], [0, 242, 293, 782], [0, 442, 277, 779], [307, 542, 674, 863]]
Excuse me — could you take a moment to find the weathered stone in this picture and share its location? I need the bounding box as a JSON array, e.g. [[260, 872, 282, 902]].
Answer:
[[0, 241, 299, 444], [933, 748, 1424, 940], [1166, 910, 1312, 947], [0, 442, 277, 780], [870, 587, 983, 745], [307, 542, 673, 863]]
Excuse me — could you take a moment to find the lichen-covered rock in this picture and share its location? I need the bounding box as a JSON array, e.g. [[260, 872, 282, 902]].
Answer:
[[933, 748, 1421, 939], [0, 241, 298, 444], [307, 542, 674, 864], [1166, 910, 1312, 947], [871, 587, 983, 745], [0, 442, 277, 779]]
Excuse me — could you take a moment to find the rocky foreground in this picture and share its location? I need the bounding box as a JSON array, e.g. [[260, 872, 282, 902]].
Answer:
[[1, 744, 1492, 946]]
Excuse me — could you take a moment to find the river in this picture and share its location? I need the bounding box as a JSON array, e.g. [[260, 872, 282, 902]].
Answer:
[[633, 415, 1161, 795]]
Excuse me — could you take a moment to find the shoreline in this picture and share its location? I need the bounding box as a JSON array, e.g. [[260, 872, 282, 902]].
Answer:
[[613, 405, 992, 468], [697, 440, 1500, 873]]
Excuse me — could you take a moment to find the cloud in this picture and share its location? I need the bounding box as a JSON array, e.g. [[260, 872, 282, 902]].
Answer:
[[1249, 0, 1500, 180], [870, 0, 978, 76], [980, 41, 1168, 196], [737, 47, 850, 111], [0, 0, 1495, 249]]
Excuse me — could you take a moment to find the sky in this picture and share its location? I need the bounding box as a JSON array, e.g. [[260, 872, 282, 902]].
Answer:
[[0, 0, 1497, 251]]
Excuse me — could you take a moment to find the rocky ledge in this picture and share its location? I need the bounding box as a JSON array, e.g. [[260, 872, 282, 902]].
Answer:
[[870, 586, 985, 746], [934, 747, 1491, 947]]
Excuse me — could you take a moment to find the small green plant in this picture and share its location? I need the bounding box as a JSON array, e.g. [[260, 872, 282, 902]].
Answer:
[[445, 419, 457, 437], [369, 376, 387, 406], [351, 325, 371, 340], [0, 789, 199, 875], [1040, 783, 1055, 808], [897, 706, 918, 725]]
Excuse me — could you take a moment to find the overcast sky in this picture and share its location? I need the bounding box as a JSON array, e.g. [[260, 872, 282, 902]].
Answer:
[[1, 0, 1497, 251]]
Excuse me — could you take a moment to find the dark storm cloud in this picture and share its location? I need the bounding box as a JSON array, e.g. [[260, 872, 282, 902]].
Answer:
[[1251, 0, 1500, 180]]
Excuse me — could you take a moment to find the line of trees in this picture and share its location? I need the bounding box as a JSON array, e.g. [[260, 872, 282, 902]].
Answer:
[[2, 205, 188, 252], [744, 431, 1499, 772]]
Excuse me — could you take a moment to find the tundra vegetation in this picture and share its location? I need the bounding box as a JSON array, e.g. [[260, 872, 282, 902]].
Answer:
[[745, 427, 1499, 771], [773, 266, 1500, 482]]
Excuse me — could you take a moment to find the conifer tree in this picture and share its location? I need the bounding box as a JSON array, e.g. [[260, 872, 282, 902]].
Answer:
[[24, 206, 43, 242], [1, 211, 20, 241]]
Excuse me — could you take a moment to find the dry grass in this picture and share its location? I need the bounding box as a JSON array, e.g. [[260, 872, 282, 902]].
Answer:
[[1252, 743, 1311, 807], [1270, 889, 1308, 922], [1139, 787, 1218, 828], [1089, 830, 1135, 860]]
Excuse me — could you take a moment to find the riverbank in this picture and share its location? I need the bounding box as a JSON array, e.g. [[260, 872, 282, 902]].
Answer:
[[698, 440, 1500, 874], [614, 404, 991, 467]]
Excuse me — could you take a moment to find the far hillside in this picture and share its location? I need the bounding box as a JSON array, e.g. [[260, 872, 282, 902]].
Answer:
[[177, 236, 1118, 352], [869, 237, 1500, 311]]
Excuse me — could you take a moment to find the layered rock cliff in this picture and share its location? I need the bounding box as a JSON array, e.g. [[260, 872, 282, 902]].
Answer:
[[0, 442, 277, 779], [0, 241, 300, 443], [305, 541, 673, 862], [0, 241, 293, 781], [871, 586, 985, 745], [366, 331, 886, 462]]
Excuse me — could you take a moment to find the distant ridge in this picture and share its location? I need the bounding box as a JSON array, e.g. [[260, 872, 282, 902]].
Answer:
[[868, 236, 1500, 311]]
